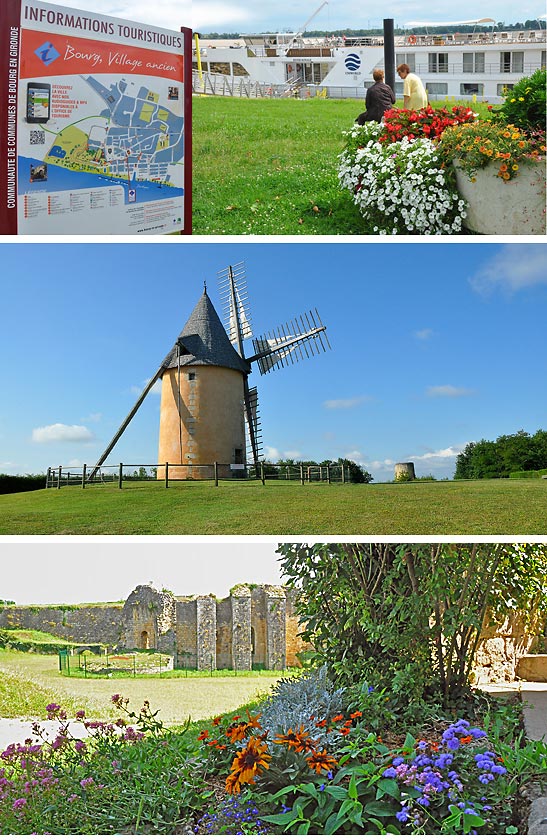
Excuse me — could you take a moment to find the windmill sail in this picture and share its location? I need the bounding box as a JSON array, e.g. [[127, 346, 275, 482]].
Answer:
[[218, 262, 253, 347], [249, 309, 330, 375], [244, 385, 263, 463]]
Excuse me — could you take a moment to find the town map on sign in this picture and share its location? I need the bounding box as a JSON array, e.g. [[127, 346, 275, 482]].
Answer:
[[44, 76, 184, 187]]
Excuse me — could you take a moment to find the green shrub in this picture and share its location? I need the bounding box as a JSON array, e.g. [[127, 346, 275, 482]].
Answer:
[[0, 474, 47, 494], [509, 468, 547, 479], [495, 68, 547, 131]]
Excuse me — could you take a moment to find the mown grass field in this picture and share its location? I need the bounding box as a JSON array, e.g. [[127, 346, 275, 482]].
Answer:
[[191, 96, 492, 235], [0, 479, 545, 534], [0, 650, 280, 724]]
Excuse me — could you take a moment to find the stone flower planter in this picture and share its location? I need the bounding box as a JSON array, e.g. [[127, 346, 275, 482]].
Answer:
[[454, 159, 546, 235]]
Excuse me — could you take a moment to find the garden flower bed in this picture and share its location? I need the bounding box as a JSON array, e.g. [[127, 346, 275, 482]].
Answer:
[[1, 676, 546, 835], [338, 70, 546, 235]]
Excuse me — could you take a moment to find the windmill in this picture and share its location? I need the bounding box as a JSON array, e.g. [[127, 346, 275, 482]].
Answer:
[[89, 262, 330, 480]]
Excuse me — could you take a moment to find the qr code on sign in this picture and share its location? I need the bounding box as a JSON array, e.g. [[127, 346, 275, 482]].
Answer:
[[30, 130, 46, 145]]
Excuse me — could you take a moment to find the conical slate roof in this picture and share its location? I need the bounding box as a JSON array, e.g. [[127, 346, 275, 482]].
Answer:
[[162, 291, 250, 374]]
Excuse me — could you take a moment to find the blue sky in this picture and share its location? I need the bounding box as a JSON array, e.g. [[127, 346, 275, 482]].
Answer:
[[43, 0, 546, 35], [1, 241, 546, 483]]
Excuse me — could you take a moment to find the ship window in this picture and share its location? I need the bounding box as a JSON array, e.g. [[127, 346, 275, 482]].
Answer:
[[463, 52, 485, 73], [500, 51, 524, 73], [460, 83, 484, 96], [497, 83, 515, 96], [426, 82, 448, 95], [396, 52, 415, 71], [428, 53, 448, 73]]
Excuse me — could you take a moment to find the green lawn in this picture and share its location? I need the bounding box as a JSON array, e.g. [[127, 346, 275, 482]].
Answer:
[[191, 96, 492, 235], [0, 479, 545, 534], [0, 650, 280, 723]]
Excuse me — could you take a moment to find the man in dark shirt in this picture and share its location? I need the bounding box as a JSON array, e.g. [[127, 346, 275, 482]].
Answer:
[[355, 69, 396, 124]]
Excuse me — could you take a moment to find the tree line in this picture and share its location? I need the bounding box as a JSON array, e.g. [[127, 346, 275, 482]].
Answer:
[[454, 429, 547, 479], [199, 21, 545, 39]]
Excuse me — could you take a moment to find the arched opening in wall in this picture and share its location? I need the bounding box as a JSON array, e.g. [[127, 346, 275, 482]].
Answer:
[[140, 630, 149, 649]]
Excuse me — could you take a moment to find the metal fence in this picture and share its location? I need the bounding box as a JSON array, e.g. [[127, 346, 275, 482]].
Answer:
[[59, 650, 173, 677], [58, 648, 289, 677], [45, 462, 351, 489]]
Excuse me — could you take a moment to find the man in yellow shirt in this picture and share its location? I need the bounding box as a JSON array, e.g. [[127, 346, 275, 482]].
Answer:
[[397, 63, 428, 109]]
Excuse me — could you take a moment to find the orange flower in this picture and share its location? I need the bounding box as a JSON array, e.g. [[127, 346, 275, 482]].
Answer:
[[499, 163, 508, 172], [502, 172, 510, 180], [225, 736, 271, 794], [232, 715, 241, 721], [197, 729, 209, 741], [306, 749, 338, 775], [350, 711, 363, 719], [212, 717, 222, 727], [226, 722, 250, 743], [316, 719, 328, 728], [245, 710, 262, 729], [340, 727, 351, 736], [215, 744, 227, 751], [460, 735, 473, 744], [331, 714, 344, 723], [274, 725, 315, 753]]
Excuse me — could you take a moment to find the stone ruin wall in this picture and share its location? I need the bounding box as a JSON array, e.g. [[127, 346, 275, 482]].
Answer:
[[0, 604, 123, 645], [0, 587, 538, 682], [0, 584, 309, 672], [474, 610, 544, 684]]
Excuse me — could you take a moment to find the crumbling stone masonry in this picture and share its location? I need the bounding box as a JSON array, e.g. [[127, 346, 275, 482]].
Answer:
[[0, 584, 309, 672]]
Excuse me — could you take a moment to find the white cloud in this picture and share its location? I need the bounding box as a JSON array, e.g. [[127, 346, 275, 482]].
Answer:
[[469, 245, 547, 295], [344, 450, 363, 461], [414, 328, 434, 340], [264, 446, 302, 461], [32, 424, 95, 444], [130, 379, 162, 396], [323, 396, 372, 410], [408, 445, 464, 462], [426, 385, 473, 398], [193, 2, 253, 29]]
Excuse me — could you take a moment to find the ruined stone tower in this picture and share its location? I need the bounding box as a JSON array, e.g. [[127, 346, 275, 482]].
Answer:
[[157, 290, 250, 479]]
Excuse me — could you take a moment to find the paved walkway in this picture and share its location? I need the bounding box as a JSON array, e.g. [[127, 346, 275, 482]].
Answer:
[[0, 718, 88, 751]]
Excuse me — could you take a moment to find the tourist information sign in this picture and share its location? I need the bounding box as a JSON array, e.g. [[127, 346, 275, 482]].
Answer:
[[1, 0, 191, 234]]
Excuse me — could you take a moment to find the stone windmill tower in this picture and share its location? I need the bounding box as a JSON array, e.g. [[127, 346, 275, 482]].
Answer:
[[157, 288, 250, 478], [89, 262, 330, 479]]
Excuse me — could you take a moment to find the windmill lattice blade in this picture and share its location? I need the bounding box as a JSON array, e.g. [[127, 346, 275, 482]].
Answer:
[[251, 309, 330, 375], [245, 386, 263, 462], [218, 262, 253, 344]]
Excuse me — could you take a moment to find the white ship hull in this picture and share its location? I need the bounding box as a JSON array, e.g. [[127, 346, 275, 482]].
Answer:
[[193, 29, 546, 102]]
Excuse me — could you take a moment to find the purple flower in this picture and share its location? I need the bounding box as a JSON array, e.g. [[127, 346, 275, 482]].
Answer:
[[469, 727, 487, 739], [417, 796, 430, 806], [446, 737, 460, 751], [13, 798, 27, 810], [80, 777, 94, 788], [383, 767, 397, 778], [392, 757, 405, 767], [396, 806, 410, 823], [434, 753, 453, 769]]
